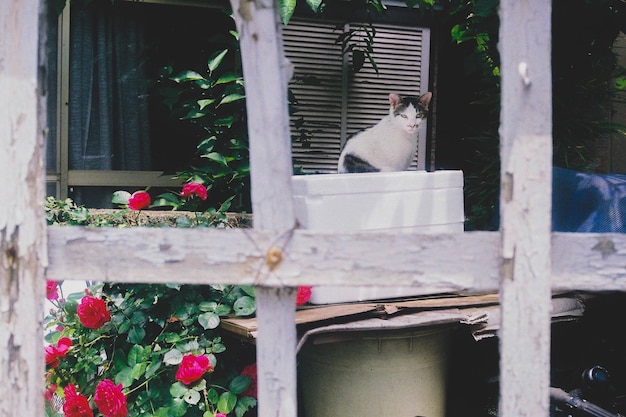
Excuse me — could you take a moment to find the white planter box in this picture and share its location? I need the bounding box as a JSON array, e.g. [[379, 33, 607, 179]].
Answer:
[[292, 170, 465, 303]]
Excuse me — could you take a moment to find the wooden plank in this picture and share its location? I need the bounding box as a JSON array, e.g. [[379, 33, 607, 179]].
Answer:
[[552, 233, 626, 291], [229, 0, 298, 415], [0, 1, 46, 416], [46, 227, 502, 290], [498, 0, 553, 416], [47, 226, 626, 291]]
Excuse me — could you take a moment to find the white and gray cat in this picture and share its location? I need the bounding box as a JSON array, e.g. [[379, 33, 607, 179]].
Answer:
[[337, 92, 432, 173]]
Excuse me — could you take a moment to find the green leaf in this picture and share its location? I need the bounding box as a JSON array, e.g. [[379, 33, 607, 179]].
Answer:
[[171, 70, 206, 83], [145, 358, 162, 379], [214, 115, 235, 128], [169, 382, 189, 398], [207, 388, 219, 405], [217, 392, 237, 414], [233, 296, 256, 316], [164, 348, 183, 365], [208, 50, 228, 74], [131, 362, 147, 380], [239, 286, 256, 297], [235, 396, 258, 417], [197, 99, 216, 110], [128, 326, 146, 344], [198, 312, 220, 330], [215, 304, 232, 316], [198, 301, 217, 312], [128, 345, 144, 367], [175, 216, 194, 228], [131, 311, 147, 325], [279, 0, 296, 24], [169, 398, 188, 417], [191, 379, 207, 391], [217, 94, 245, 106], [229, 375, 251, 395], [202, 152, 229, 167], [181, 108, 210, 120], [115, 367, 135, 388], [215, 73, 242, 85], [305, 0, 322, 12], [164, 332, 182, 343], [183, 389, 201, 405], [112, 190, 131, 205]]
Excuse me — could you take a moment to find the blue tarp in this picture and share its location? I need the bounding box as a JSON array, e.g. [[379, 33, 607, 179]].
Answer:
[[553, 167, 626, 233]]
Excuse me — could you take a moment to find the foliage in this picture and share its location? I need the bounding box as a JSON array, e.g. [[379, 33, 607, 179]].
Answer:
[[152, 22, 250, 213], [445, 0, 626, 230], [45, 281, 258, 417]]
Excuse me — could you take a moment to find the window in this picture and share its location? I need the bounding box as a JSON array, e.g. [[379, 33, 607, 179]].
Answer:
[[46, 0, 432, 206], [46, 0, 236, 207], [284, 16, 431, 173]]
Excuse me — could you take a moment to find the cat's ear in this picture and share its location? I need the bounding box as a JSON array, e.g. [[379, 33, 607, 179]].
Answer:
[[419, 92, 433, 110], [389, 93, 402, 108]]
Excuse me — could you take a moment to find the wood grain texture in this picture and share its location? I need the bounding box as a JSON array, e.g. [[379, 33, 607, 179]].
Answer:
[[228, 0, 297, 416], [498, 0, 553, 416], [0, 1, 47, 416]]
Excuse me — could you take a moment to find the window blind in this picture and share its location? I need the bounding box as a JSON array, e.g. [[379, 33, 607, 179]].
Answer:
[[284, 18, 431, 173]]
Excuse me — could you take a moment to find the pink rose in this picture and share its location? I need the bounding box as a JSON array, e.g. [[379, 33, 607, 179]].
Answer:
[[175, 354, 213, 385], [94, 379, 128, 417], [296, 286, 312, 306], [128, 191, 151, 210], [240, 363, 257, 398], [44, 384, 58, 401], [63, 384, 94, 417], [45, 337, 72, 368], [181, 182, 208, 200], [77, 295, 111, 329], [215, 414, 227, 417], [46, 280, 59, 301]]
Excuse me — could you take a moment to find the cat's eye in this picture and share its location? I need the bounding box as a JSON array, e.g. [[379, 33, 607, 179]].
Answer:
[[400, 114, 408, 119]]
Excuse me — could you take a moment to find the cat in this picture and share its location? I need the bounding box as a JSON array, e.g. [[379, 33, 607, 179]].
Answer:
[[337, 92, 432, 173]]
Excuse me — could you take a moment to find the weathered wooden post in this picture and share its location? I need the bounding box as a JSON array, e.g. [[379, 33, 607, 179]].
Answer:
[[498, 0, 553, 416], [230, 0, 298, 416], [0, 1, 47, 415]]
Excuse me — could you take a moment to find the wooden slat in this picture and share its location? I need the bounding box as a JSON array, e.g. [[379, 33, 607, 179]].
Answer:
[[498, 0, 553, 416], [47, 226, 626, 293], [230, 1, 298, 416], [0, 1, 46, 416]]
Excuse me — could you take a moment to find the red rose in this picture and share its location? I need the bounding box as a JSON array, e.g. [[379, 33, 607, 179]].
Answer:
[[77, 295, 111, 329], [46, 280, 59, 301], [175, 354, 213, 385], [94, 379, 128, 417], [240, 363, 257, 398], [181, 182, 208, 200], [128, 191, 151, 210], [45, 337, 72, 368], [63, 384, 94, 417], [296, 286, 312, 306]]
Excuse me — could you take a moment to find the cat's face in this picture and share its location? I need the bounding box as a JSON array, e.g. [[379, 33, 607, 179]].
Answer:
[[389, 92, 432, 135]]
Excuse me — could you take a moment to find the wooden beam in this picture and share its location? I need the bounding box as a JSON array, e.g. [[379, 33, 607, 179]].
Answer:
[[229, 0, 298, 415], [498, 0, 553, 416], [0, 1, 46, 416], [48, 227, 626, 292]]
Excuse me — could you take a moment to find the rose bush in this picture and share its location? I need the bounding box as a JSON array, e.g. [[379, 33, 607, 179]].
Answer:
[[44, 190, 313, 417], [45, 281, 259, 417]]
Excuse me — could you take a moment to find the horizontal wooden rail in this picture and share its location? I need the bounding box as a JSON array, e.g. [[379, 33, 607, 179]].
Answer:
[[47, 227, 626, 292]]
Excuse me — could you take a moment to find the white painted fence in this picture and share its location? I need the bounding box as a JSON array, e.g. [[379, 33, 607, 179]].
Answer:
[[3, 0, 626, 416]]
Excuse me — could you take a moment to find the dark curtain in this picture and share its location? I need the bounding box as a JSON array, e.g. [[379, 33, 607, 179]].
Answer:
[[69, 1, 151, 206]]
